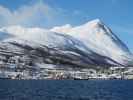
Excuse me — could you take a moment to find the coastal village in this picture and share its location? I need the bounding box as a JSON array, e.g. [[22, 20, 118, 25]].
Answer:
[[0, 55, 133, 80]]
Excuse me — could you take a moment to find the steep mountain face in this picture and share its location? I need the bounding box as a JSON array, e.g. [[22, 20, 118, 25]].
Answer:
[[51, 19, 133, 66], [0, 19, 132, 69]]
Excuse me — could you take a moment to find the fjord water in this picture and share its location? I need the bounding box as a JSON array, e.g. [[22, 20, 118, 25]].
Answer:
[[0, 80, 133, 100]]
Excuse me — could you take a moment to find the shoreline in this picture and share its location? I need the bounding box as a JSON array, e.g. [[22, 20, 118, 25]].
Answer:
[[0, 78, 133, 80]]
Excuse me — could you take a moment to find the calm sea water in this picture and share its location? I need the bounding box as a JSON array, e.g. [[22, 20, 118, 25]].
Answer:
[[0, 80, 133, 100]]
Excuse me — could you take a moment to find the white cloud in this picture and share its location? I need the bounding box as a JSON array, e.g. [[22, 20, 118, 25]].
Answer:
[[51, 24, 72, 34], [0, 1, 88, 28], [0, 1, 57, 27]]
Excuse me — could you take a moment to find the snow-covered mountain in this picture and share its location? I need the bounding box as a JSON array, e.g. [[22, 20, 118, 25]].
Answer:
[[0, 19, 132, 69], [51, 19, 133, 66]]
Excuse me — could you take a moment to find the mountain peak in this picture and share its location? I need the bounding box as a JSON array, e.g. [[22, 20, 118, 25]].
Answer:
[[81, 19, 105, 31], [89, 19, 102, 23], [85, 19, 103, 26]]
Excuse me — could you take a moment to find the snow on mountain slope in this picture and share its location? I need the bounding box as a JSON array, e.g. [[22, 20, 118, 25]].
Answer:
[[0, 26, 69, 48], [51, 19, 133, 65], [0, 19, 132, 66], [0, 26, 120, 67], [0, 25, 120, 66], [0, 26, 97, 54]]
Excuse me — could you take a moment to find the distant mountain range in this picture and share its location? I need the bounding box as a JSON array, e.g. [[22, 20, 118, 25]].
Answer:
[[0, 19, 132, 69]]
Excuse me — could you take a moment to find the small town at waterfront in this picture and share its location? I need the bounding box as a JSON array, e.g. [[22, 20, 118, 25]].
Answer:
[[1, 66, 133, 80], [0, 63, 133, 80], [0, 55, 133, 80]]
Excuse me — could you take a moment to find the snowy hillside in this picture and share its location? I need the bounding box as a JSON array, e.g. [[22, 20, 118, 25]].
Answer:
[[51, 19, 133, 65], [0, 19, 132, 68]]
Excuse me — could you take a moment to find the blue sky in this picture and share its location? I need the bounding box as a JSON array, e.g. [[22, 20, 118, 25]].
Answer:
[[0, 0, 132, 52]]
